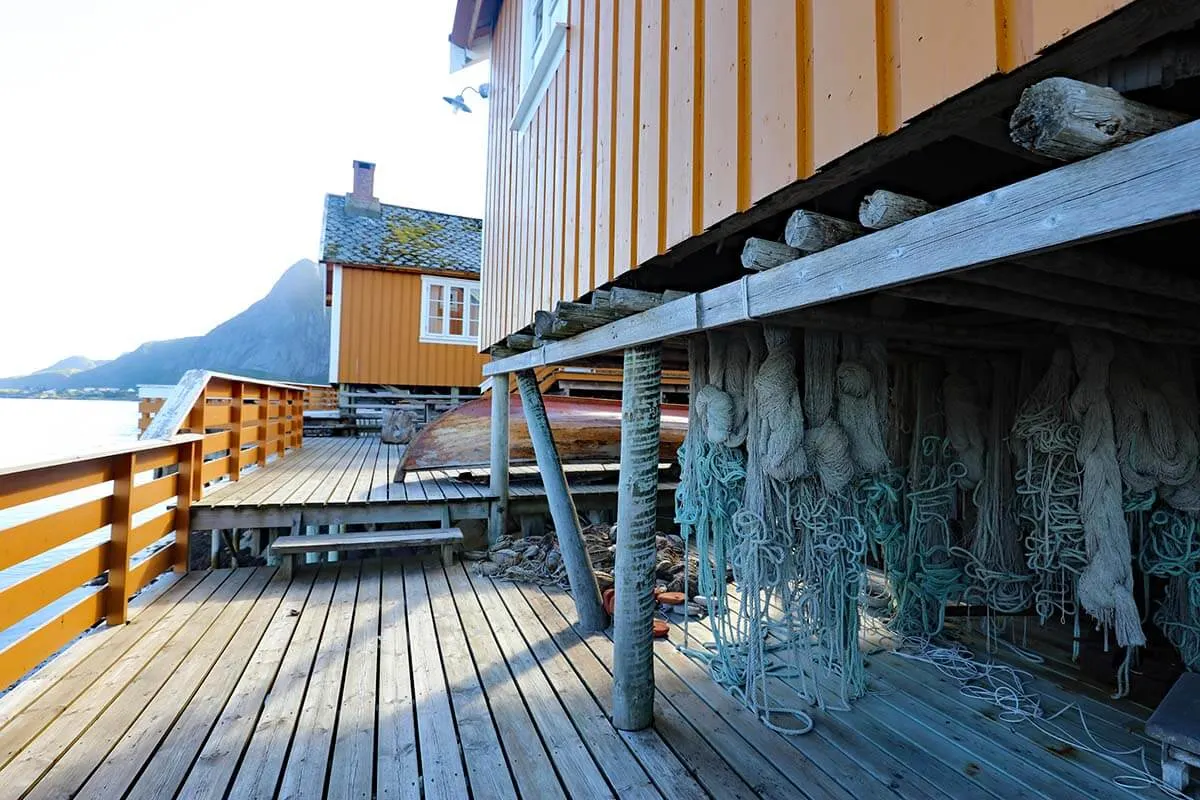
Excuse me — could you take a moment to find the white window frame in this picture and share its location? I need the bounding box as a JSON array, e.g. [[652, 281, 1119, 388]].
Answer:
[[510, 0, 567, 132], [420, 274, 481, 346]]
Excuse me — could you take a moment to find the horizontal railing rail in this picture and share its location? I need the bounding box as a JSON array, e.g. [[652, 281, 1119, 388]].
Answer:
[[0, 371, 308, 691]]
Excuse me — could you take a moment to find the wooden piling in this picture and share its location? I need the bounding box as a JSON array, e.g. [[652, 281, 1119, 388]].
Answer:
[[612, 344, 663, 731], [514, 369, 609, 632], [488, 373, 510, 545]]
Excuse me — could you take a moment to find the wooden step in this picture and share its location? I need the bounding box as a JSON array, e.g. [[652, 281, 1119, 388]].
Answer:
[[272, 528, 462, 574]]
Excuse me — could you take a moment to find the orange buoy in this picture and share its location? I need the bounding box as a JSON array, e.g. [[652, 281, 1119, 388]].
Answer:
[[656, 591, 686, 606], [602, 588, 616, 615], [652, 619, 670, 638]]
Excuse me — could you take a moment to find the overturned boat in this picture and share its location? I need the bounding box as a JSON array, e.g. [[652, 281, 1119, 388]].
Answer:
[[397, 393, 689, 474]]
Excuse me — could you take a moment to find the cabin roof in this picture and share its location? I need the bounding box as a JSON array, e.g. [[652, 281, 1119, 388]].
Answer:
[[320, 194, 482, 275]]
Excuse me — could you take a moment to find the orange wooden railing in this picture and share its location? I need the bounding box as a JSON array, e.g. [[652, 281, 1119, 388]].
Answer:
[[301, 383, 339, 412], [0, 436, 201, 689], [0, 371, 307, 691], [138, 397, 165, 432]]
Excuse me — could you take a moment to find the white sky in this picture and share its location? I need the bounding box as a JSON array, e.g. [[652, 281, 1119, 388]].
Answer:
[[0, 0, 489, 376]]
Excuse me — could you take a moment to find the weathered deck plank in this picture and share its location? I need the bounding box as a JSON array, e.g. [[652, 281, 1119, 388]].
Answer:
[[404, 560, 469, 799], [125, 569, 316, 800]]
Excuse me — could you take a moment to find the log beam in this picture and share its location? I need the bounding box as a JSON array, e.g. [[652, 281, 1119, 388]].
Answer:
[[858, 190, 938, 230], [740, 237, 801, 271], [784, 210, 865, 252], [612, 344, 663, 731], [488, 373, 510, 546], [514, 370, 609, 632], [609, 287, 666, 313], [1010, 76, 1189, 161]]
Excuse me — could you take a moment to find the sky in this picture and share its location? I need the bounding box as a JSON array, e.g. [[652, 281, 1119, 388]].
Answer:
[[0, 0, 490, 376]]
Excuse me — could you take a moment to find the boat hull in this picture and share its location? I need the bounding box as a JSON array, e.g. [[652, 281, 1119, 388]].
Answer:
[[398, 394, 689, 473]]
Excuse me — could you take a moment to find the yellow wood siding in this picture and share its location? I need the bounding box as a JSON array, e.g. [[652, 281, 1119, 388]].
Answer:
[[480, 0, 1136, 348], [336, 268, 487, 387]]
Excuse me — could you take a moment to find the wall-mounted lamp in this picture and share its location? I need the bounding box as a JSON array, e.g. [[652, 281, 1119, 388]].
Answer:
[[442, 83, 490, 114]]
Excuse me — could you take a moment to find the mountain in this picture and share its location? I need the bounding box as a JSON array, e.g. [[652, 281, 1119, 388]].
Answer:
[[0, 260, 330, 391]]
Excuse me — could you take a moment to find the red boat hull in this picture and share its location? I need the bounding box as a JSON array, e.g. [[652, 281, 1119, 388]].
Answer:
[[398, 394, 689, 473]]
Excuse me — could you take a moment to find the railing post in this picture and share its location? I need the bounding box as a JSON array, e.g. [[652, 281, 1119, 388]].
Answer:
[[612, 344, 663, 731], [295, 389, 305, 449], [488, 373, 510, 545], [175, 438, 199, 573], [186, 386, 208, 499], [106, 451, 136, 625], [230, 381, 244, 481], [257, 387, 269, 468]]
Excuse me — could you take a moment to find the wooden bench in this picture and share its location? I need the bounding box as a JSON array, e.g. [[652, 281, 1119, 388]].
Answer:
[[1147, 672, 1200, 792], [271, 528, 463, 577]]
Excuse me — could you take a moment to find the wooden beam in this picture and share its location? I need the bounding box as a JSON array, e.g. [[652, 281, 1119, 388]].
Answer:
[[1010, 77, 1189, 161], [858, 190, 938, 230], [611, 344, 662, 731], [954, 263, 1200, 325], [1016, 247, 1200, 305], [889, 280, 1200, 345], [740, 237, 801, 271], [483, 118, 1200, 376], [783, 210, 864, 252], [772, 305, 1050, 350], [514, 371, 608, 632], [488, 373, 510, 546]]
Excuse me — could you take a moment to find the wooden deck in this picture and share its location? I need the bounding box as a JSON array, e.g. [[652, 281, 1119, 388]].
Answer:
[[0, 558, 1163, 799], [191, 437, 678, 529]]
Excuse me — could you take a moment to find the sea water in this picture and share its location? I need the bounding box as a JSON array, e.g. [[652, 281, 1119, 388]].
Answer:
[[0, 398, 140, 648]]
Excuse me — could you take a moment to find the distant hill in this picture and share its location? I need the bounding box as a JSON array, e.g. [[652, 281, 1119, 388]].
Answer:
[[0, 260, 330, 391], [33, 356, 110, 376]]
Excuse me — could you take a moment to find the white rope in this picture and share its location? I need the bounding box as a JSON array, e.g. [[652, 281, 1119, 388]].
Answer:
[[1069, 329, 1146, 655]]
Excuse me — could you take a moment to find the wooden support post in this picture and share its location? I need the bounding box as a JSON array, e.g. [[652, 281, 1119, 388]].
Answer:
[[1010, 77, 1189, 161], [515, 369, 609, 632], [174, 438, 199, 573], [783, 210, 865, 252], [488, 373, 510, 546], [612, 344, 662, 731], [107, 451, 136, 625], [211, 528, 221, 569], [740, 237, 801, 271]]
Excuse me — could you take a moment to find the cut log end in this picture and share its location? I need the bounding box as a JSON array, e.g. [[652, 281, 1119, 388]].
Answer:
[[1010, 76, 1189, 162]]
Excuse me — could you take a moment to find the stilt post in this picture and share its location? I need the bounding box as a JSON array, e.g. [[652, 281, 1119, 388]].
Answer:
[[514, 369, 609, 631], [488, 372, 510, 545], [612, 344, 663, 731]]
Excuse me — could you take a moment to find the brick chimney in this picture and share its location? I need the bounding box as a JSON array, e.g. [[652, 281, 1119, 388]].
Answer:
[[345, 160, 381, 218]]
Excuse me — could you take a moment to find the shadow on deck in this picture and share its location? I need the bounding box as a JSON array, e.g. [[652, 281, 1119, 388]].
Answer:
[[0, 557, 1162, 799]]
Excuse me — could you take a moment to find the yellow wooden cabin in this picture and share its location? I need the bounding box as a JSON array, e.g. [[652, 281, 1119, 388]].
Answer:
[[320, 160, 489, 417], [449, 0, 1191, 351]]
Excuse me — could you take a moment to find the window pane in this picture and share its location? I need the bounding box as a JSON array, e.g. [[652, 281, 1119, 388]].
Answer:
[[427, 284, 445, 335], [449, 286, 465, 336], [468, 291, 480, 338]]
